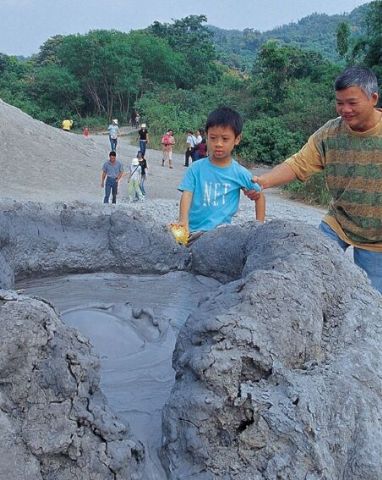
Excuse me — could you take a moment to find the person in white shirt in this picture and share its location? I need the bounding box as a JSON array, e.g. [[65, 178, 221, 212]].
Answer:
[[107, 119, 119, 151], [184, 130, 196, 167]]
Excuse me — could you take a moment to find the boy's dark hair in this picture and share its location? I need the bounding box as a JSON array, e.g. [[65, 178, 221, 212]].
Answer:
[[109, 151, 117, 157], [205, 107, 243, 137]]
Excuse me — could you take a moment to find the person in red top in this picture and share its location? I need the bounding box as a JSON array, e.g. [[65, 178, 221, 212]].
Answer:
[[161, 129, 175, 168]]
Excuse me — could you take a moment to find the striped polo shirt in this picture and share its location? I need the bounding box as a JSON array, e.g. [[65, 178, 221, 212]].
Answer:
[[285, 110, 382, 251]]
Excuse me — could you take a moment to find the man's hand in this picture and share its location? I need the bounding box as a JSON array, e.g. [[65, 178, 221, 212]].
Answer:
[[243, 175, 263, 201]]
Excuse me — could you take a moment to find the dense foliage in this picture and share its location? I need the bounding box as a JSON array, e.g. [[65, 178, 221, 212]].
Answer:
[[209, 4, 369, 71], [0, 3, 380, 204]]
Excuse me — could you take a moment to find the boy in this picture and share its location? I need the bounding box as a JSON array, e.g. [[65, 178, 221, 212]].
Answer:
[[174, 107, 265, 242], [101, 151, 124, 204]]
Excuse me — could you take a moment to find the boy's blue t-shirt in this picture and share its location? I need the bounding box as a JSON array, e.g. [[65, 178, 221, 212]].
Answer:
[[178, 157, 261, 232]]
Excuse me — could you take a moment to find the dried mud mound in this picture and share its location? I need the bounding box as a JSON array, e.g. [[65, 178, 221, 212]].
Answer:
[[0, 200, 189, 290], [0, 290, 144, 480], [163, 221, 382, 479], [1, 200, 382, 480]]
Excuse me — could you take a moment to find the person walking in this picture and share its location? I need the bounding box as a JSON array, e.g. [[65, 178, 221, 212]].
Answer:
[[138, 151, 148, 195], [107, 119, 119, 152], [101, 151, 124, 204], [246, 66, 382, 294], [127, 157, 144, 202], [161, 129, 175, 168], [184, 130, 196, 167], [193, 129, 203, 161], [130, 109, 138, 128], [138, 123, 149, 156]]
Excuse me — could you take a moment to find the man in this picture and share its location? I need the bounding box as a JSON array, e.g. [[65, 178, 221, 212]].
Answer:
[[247, 66, 382, 293], [184, 130, 196, 167], [137, 123, 149, 156], [101, 151, 124, 204]]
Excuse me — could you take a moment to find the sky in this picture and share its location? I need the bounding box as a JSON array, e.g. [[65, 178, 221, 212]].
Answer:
[[0, 0, 370, 57]]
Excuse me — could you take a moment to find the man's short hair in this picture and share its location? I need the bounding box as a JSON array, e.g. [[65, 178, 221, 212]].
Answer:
[[335, 66, 379, 98], [109, 151, 117, 157], [205, 107, 243, 137]]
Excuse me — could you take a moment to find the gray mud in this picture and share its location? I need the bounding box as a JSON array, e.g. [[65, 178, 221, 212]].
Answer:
[[18, 271, 220, 479]]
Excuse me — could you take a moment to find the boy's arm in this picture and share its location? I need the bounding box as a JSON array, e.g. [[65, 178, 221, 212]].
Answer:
[[178, 190, 193, 230], [254, 192, 266, 223]]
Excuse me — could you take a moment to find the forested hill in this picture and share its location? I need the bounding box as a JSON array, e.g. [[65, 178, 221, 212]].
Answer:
[[209, 3, 369, 69]]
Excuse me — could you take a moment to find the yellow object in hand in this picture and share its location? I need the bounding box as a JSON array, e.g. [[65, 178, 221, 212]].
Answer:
[[170, 224, 189, 245]]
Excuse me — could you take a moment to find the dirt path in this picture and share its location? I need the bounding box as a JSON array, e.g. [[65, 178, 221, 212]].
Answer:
[[0, 99, 325, 227]]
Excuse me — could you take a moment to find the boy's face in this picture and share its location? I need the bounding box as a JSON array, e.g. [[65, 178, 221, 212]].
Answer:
[[207, 126, 241, 164], [109, 154, 116, 163]]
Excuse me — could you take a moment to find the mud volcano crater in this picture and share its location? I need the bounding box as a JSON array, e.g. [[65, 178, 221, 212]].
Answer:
[[1, 200, 382, 480]]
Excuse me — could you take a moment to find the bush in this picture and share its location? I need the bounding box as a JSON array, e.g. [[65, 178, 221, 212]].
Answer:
[[238, 116, 304, 165]]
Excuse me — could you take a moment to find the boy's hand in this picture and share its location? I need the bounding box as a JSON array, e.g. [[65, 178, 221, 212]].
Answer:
[[244, 176, 263, 200], [169, 223, 189, 246], [243, 189, 261, 201]]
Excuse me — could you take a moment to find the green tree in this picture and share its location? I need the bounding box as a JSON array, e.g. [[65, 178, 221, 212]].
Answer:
[[148, 15, 220, 88], [127, 31, 184, 87], [0, 54, 43, 118], [34, 35, 65, 65], [30, 64, 82, 119], [336, 22, 350, 58], [250, 41, 334, 117], [351, 0, 382, 82], [56, 30, 142, 118]]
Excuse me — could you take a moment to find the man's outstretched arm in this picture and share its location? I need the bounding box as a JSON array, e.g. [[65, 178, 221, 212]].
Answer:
[[245, 163, 297, 200]]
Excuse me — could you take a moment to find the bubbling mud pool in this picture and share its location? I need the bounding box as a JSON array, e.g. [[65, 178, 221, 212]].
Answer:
[[18, 271, 221, 480]]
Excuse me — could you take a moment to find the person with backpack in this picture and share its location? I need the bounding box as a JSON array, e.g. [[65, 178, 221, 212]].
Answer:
[[126, 157, 144, 202], [161, 129, 175, 168]]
